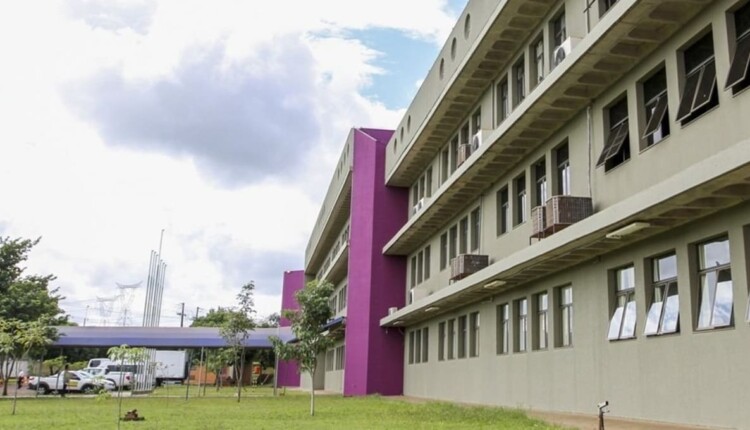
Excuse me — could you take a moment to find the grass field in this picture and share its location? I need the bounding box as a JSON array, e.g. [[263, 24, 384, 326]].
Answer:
[[0, 387, 564, 430]]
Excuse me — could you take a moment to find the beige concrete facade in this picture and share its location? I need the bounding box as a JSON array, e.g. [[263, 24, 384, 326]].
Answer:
[[380, 0, 750, 428]]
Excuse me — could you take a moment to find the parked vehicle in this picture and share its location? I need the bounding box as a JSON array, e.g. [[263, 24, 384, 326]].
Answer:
[[86, 350, 188, 386], [83, 366, 133, 390], [28, 370, 115, 395]]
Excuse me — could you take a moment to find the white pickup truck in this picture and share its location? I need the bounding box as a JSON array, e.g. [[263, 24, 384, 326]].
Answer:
[[29, 370, 116, 395], [83, 366, 134, 390]]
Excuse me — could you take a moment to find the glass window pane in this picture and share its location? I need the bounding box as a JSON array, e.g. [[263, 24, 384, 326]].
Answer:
[[676, 71, 701, 121], [661, 294, 680, 333], [644, 302, 662, 335], [726, 35, 750, 88], [711, 271, 733, 327], [621, 300, 637, 338], [617, 266, 635, 290], [698, 272, 716, 328], [607, 306, 624, 340], [700, 238, 731, 268], [562, 286, 572, 305], [691, 62, 717, 112], [655, 254, 677, 281]]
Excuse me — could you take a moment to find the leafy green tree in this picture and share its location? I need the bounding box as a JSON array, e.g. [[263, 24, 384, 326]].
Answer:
[[108, 345, 148, 428], [0, 237, 65, 323], [271, 279, 335, 416], [0, 237, 67, 395], [0, 319, 56, 412], [219, 282, 256, 403], [204, 348, 233, 392], [190, 307, 234, 327]]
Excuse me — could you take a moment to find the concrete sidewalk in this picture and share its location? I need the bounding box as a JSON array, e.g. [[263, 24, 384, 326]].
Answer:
[[528, 410, 725, 430]]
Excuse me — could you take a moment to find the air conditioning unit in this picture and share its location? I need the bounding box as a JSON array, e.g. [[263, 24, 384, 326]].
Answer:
[[470, 130, 485, 152], [450, 254, 489, 281], [412, 197, 430, 215], [552, 37, 580, 67], [456, 144, 472, 167]]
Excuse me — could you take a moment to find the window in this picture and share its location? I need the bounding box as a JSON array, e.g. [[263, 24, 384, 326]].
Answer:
[[415, 329, 422, 363], [472, 109, 481, 135], [412, 169, 433, 210], [457, 315, 468, 358], [600, 0, 618, 16], [440, 233, 448, 270], [514, 58, 526, 106], [496, 303, 510, 355], [558, 286, 573, 347], [449, 225, 458, 261], [424, 246, 431, 280], [551, 11, 566, 71], [497, 79, 509, 124], [608, 266, 637, 340], [338, 285, 347, 312], [469, 311, 480, 357], [328, 348, 336, 370], [441, 147, 449, 184], [727, 1, 750, 93], [447, 319, 456, 360], [438, 322, 446, 361], [459, 216, 469, 255], [697, 237, 733, 329], [555, 143, 570, 195], [336, 345, 345, 370], [536, 292, 549, 350], [597, 97, 630, 171], [470, 208, 480, 252], [645, 253, 679, 335], [422, 327, 429, 363], [410, 257, 417, 289], [515, 174, 527, 225], [417, 251, 423, 284], [641, 68, 670, 147], [450, 137, 459, 173], [677, 32, 718, 125], [534, 158, 547, 207], [516, 298, 528, 352], [533, 38, 544, 87], [497, 187, 510, 235]]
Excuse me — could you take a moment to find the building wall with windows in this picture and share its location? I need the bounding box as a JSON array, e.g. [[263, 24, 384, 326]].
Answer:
[[382, 0, 750, 428]]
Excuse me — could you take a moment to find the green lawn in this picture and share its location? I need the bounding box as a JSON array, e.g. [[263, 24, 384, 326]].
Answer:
[[0, 388, 565, 429]]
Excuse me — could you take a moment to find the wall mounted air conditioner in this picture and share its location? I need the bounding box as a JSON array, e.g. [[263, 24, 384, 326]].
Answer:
[[552, 37, 580, 68], [470, 130, 487, 152]]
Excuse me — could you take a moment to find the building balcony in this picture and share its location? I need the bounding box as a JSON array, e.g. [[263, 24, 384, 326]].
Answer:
[[383, 0, 713, 257], [382, 140, 750, 327]]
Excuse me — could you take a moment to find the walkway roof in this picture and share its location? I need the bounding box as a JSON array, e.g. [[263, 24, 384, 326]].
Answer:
[[52, 326, 294, 349]]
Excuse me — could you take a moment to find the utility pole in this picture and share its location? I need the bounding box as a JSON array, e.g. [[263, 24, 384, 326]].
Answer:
[[83, 305, 90, 327], [195, 306, 203, 320], [177, 302, 186, 327]]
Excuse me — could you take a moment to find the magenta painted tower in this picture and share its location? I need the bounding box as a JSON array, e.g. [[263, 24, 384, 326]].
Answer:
[[276, 270, 304, 388], [279, 128, 408, 396], [343, 128, 408, 396]]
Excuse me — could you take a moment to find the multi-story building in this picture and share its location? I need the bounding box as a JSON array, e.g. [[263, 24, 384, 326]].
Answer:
[[283, 127, 408, 395], [283, 0, 750, 427]]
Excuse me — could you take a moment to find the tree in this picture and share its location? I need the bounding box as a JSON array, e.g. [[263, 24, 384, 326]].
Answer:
[[219, 282, 256, 403], [108, 345, 148, 429], [0, 237, 65, 397], [0, 319, 56, 413], [190, 307, 234, 328], [0, 237, 65, 323], [271, 279, 335, 416]]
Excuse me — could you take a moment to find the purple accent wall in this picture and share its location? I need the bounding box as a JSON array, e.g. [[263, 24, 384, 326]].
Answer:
[[277, 270, 304, 387], [344, 128, 408, 396]]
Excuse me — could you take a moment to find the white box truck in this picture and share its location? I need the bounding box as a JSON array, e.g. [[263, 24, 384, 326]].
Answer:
[[87, 350, 188, 386]]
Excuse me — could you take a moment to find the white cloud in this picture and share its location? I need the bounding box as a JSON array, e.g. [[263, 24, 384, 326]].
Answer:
[[0, 0, 460, 325]]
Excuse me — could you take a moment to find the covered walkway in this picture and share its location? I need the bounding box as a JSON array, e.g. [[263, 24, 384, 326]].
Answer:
[[52, 326, 294, 349]]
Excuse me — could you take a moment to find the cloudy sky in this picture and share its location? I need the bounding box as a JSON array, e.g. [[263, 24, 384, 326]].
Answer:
[[0, 0, 467, 326]]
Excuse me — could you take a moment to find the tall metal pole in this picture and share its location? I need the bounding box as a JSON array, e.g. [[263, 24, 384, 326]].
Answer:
[[178, 303, 186, 328]]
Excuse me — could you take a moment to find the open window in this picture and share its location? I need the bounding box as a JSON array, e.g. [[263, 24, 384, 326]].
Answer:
[[641, 67, 670, 147], [727, 1, 750, 93], [607, 265, 636, 340], [644, 253, 679, 336], [676, 32, 718, 125], [597, 97, 630, 171]]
